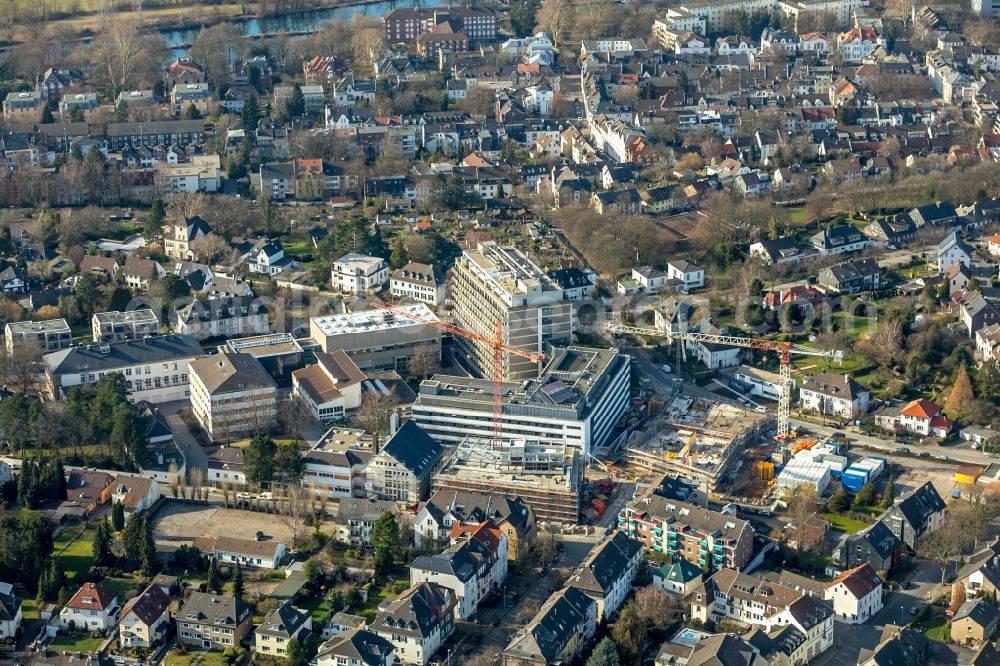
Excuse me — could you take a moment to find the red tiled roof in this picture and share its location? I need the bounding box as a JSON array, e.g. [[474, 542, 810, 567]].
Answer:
[[899, 398, 940, 419], [66, 582, 117, 611]]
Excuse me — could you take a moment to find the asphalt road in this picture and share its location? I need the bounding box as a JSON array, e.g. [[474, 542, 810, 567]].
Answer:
[[159, 400, 208, 476]]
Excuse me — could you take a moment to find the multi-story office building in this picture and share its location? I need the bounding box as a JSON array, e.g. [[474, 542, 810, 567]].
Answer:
[[412, 346, 629, 457], [619, 495, 754, 572], [383, 7, 498, 42], [92, 309, 160, 343], [43, 335, 203, 402], [450, 243, 575, 381], [188, 351, 277, 443], [5, 319, 73, 354], [309, 303, 441, 373]]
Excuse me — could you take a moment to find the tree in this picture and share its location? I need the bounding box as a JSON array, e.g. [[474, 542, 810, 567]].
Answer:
[[233, 561, 245, 600], [371, 512, 401, 577], [244, 435, 278, 486], [304, 558, 323, 591], [241, 94, 261, 130], [586, 637, 620, 666], [275, 442, 305, 483], [917, 509, 974, 584], [632, 587, 678, 630], [112, 501, 125, 531], [879, 478, 895, 509], [949, 581, 966, 616], [976, 361, 1000, 403], [139, 517, 158, 577], [355, 387, 400, 436], [207, 558, 222, 594], [185, 103, 202, 120], [827, 488, 851, 513], [40, 105, 54, 124], [944, 365, 975, 422], [785, 484, 821, 552], [74, 273, 105, 317], [123, 513, 143, 569], [389, 237, 409, 269], [286, 638, 307, 666], [611, 601, 647, 660], [286, 84, 305, 118], [93, 519, 113, 567], [853, 482, 876, 509]]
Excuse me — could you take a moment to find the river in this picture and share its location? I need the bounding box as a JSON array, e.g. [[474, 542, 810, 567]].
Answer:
[[163, 0, 445, 58]]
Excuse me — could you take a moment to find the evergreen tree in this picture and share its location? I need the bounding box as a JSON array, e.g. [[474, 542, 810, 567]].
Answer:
[[93, 519, 112, 567], [48, 558, 65, 601], [853, 482, 876, 508], [243, 435, 277, 486], [371, 512, 401, 578], [241, 95, 261, 130], [232, 561, 245, 600], [586, 637, 620, 666], [287, 84, 305, 117], [140, 518, 158, 577], [112, 501, 126, 531], [286, 638, 306, 666], [40, 105, 54, 124], [827, 488, 850, 513], [879, 477, 895, 509], [389, 237, 409, 269], [185, 102, 202, 120], [207, 558, 222, 594], [36, 567, 49, 604], [123, 513, 143, 569]]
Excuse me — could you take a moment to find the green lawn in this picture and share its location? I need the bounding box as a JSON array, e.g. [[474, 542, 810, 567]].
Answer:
[[164, 650, 231, 666], [103, 576, 142, 597], [299, 595, 330, 623], [356, 587, 399, 622], [821, 513, 870, 534], [55, 525, 98, 583], [49, 634, 104, 652], [20, 598, 40, 621], [923, 618, 950, 643]]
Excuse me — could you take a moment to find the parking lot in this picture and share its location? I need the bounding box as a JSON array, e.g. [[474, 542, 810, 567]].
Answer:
[[152, 502, 321, 555]]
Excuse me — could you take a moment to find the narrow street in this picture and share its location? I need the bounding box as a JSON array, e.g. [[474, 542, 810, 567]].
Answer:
[[158, 399, 209, 475]]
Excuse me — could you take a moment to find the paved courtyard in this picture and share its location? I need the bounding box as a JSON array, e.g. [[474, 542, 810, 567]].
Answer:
[[152, 502, 317, 555]]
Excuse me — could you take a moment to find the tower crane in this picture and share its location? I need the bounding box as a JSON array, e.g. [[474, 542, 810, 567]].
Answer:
[[605, 321, 842, 440], [371, 301, 547, 446]]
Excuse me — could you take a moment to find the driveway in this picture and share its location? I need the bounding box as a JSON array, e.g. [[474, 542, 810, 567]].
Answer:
[[159, 400, 208, 475]]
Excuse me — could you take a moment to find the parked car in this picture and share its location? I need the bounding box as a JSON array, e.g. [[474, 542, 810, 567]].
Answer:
[[236, 492, 251, 499], [896, 447, 910, 455], [258, 491, 273, 500]]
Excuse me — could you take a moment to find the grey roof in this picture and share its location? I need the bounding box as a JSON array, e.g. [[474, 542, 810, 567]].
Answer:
[[861, 626, 931, 666], [890, 481, 946, 533], [189, 351, 275, 394], [44, 335, 203, 375], [567, 531, 641, 599], [256, 601, 311, 639], [503, 587, 595, 663], [850, 520, 903, 559], [0, 588, 20, 622], [953, 598, 999, 626], [655, 558, 703, 585], [745, 625, 807, 661], [423, 490, 533, 534], [179, 591, 248, 627], [801, 372, 867, 400], [688, 633, 755, 666], [317, 628, 394, 666], [380, 421, 442, 479], [372, 582, 454, 639]]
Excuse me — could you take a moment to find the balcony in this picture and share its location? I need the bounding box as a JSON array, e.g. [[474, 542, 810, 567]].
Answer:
[[699, 539, 708, 546], [652, 527, 663, 535]]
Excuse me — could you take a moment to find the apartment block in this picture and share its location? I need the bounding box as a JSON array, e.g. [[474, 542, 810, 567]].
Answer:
[[177, 592, 252, 650], [188, 351, 277, 443], [6, 318, 72, 354], [92, 309, 160, 343]]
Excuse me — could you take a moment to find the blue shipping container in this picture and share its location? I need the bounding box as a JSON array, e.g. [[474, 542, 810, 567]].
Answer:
[[842, 471, 869, 493]]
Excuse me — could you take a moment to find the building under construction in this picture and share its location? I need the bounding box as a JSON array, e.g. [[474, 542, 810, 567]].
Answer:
[[431, 437, 581, 525], [624, 396, 772, 491]]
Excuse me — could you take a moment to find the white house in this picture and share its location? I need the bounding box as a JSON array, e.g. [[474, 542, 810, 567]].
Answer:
[[192, 535, 287, 569], [986, 233, 1000, 257], [331, 253, 389, 294], [0, 583, 22, 641], [632, 266, 669, 292], [118, 584, 172, 649], [316, 628, 395, 666], [370, 582, 456, 666], [799, 373, 870, 419], [60, 582, 119, 631], [409, 522, 507, 620], [245, 239, 294, 276], [937, 232, 973, 275], [688, 339, 741, 369], [110, 474, 161, 517], [824, 564, 883, 624], [291, 350, 366, 422], [876, 398, 953, 437], [390, 262, 446, 306], [726, 365, 783, 401], [565, 531, 643, 622], [666, 259, 705, 291]]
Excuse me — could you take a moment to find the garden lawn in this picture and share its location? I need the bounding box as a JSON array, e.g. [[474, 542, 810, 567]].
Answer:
[[821, 513, 869, 534], [49, 635, 104, 652], [299, 595, 330, 623], [922, 618, 949, 643], [357, 587, 399, 622], [54, 525, 97, 582]]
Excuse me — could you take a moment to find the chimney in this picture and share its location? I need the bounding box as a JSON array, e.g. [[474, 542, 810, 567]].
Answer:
[[372, 432, 380, 456], [389, 410, 400, 435]]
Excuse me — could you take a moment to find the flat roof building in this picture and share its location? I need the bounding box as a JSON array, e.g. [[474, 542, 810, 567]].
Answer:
[[432, 437, 581, 525], [309, 303, 441, 374], [189, 350, 277, 443], [5, 319, 72, 354], [92, 309, 160, 343], [412, 346, 630, 458]]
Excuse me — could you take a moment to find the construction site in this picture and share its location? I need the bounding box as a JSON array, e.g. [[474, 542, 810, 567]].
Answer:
[[431, 436, 582, 525], [623, 396, 773, 492]]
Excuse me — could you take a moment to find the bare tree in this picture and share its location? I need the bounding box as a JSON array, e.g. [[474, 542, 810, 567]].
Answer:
[[167, 461, 180, 500], [784, 484, 822, 552], [961, 485, 1000, 551], [355, 386, 400, 435], [190, 467, 205, 502], [917, 508, 975, 584], [632, 587, 679, 630], [408, 345, 440, 380]]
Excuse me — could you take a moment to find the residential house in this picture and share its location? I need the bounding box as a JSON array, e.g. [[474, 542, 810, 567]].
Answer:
[[177, 592, 252, 650], [666, 260, 705, 291], [937, 231, 974, 274], [122, 256, 166, 291], [245, 238, 294, 276], [0, 583, 21, 642], [92, 309, 160, 343], [951, 599, 998, 646], [809, 225, 871, 256], [173, 296, 270, 341], [959, 291, 1000, 338], [749, 237, 817, 264], [592, 188, 641, 216], [390, 262, 446, 306], [823, 564, 882, 624], [875, 398, 953, 438], [208, 446, 246, 487], [60, 582, 119, 631], [817, 258, 882, 293], [653, 559, 703, 597], [911, 201, 958, 227], [171, 83, 211, 114], [254, 602, 313, 658], [5, 319, 73, 354], [163, 216, 214, 261], [858, 626, 931, 666], [565, 531, 643, 622], [884, 481, 947, 549], [118, 583, 172, 649], [0, 266, 27, 294], [502, 587, 596, 666], [620, 495, 754, 572], [110, 474, 160, 517], [316, 628, 395, 666], [65, 470, 115, 515], [188, 351, 277, 443], [365, 421, 443, 504], [291, 350, 367, 422], [80, 256, 120, 282], [834, 520, 903, 573], [192, 536, 287, 569], [413, 490, 535, 561], [369, 582, 456, 666], [409, 521, 507, 619], [331, 253, 389, 294], [335, 498, 402, 547], [799, 372, 870, 419]]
